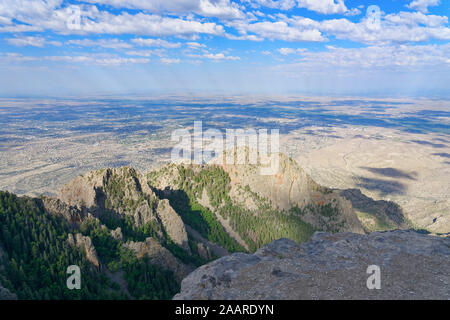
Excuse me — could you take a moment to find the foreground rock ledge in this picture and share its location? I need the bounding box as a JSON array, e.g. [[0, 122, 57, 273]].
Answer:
[[174, 230, 450, 300]]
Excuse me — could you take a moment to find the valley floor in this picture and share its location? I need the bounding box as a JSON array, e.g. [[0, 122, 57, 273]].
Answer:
[[0, 96, 448, 233], [286, 125, 450, 233]]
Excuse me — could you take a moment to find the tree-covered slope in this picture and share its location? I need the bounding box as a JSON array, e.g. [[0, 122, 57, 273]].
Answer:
[[147, 152, 409, 252], [0, 191, 184, 300], [0, 191, 116, 299], [147, 159, 356, 252]]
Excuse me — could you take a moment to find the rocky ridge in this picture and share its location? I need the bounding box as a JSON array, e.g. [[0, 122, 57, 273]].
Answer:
[[58, 167, 189, 250], [123, 237, 191, 282], [174, 230, 450, 300], [148, 151, 408, 252]]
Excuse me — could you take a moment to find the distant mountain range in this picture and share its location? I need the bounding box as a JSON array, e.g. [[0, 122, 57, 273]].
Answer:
[[0, 151, 411, 299]]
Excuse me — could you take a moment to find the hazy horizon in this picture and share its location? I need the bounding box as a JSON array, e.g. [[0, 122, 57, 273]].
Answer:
[[1, 0, 449, 97]]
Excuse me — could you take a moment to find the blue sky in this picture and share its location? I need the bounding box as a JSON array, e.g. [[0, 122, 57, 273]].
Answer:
[[0, 0, 449, 97]]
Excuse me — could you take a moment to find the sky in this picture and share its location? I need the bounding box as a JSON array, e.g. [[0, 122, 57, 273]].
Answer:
[[0, 0, 449, 97]]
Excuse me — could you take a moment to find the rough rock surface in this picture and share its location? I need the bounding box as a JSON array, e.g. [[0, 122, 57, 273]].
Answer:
[[150, 151, 366, 238], [123, 237, 191, 282], [110, 227, 123, 241], [59, 167, 157, 225], [197, 242, 212, 261], [174, 230, 450, 300], [340, 189, 409, 231], [59, 167, 189, 248], [0, 283, 16, 300], [156, 199, 190, 252], [68, 233, 100, 268], [40, 197, 87, 225], [217, 151, 365, 234]]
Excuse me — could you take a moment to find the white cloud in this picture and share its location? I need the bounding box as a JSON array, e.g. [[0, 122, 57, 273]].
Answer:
[[126, 49, 165, 57], [77, 0, 245, 20], [197, 0, 245, 20], [267, 44, 450, 95], [253, 10, 266, 17], [278, 47, 307, 55], [344, 7, 361, 16], [0, 52, 39, 62], [203, 52, 240, 60], [278, 47, 295, 55], [161, 57, 181, 64], [186, 41, 207, 49], [2, 0, 448, 45], [0, 0, 62, 22], [384, 11, 447, 27], [46, 54, 150, 66], [232, 20, 325, 41], [0, 3, 226, 38], [245, 0, 357, 15], [278, 12, 450, 44], [274, 44, 450, 70], [125, 50, 152, 57], [67, 38, 132, 49], [0, 53, 150, 66], [76, 0, 196, 12], [131, 38, 181, 48], [89, 57, 150, 65], [185, 50, 241, 60], [76, 11, 225, 37], [229, 9, 450, 43], [1, 0, 450, 76], [406, 0, 440, 13], [297, 0, 347, 15], [226, 33, 265, 41], [245, 0, 297, 11], [6, 36, 61, 47]]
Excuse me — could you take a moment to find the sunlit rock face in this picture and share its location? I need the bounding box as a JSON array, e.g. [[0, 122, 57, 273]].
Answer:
[[174, 230, 450, 300]]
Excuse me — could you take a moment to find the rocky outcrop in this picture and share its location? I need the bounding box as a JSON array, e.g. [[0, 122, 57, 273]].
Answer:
[[59, 172, 101, 209], [40, 197, 87, 225], [339, 189, 409, 231], [59, 168, 157, 225], [174, 230, 450, 300], [149, 151, 366, 240], [221, 152, 364, 234], [68, 233, 100, 269], [59, 167, 189, 252], [123, 238, 191, 282], [185, 225, 228, 258], [156, 199, 190, 252], [197, 242, 212, 261], [0, 283, 16, 300], [110, 227, 123, 241]]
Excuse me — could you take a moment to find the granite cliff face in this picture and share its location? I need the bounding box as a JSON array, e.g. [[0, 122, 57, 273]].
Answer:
[[148, 152, 408, 253], [174, 230, 450, 300], [218, 152, 365, 234], [58, 167, 189, 251], [123, 237, 191, 282], [339, 189, 409, 232], [67, 233, 100, 269], [40, 197, 88, 225]]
